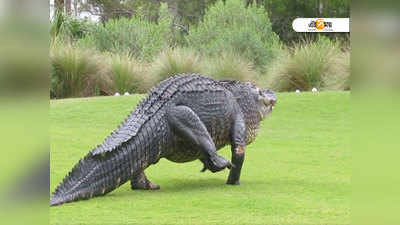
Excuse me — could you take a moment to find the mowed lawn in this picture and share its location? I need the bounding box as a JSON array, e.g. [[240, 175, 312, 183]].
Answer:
[[50, 92, 350, 225]]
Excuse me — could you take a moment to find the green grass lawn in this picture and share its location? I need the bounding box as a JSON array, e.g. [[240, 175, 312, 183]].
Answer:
[[50, 92, 350, 225]]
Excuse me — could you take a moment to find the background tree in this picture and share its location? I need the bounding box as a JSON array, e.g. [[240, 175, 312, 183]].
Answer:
[[56, 0, 350, 44], [247, 0, 350, 43], [54, 0, 64, 13]]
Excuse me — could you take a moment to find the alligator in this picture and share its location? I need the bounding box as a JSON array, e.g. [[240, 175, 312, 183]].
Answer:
[[50, 74, 277, 206]]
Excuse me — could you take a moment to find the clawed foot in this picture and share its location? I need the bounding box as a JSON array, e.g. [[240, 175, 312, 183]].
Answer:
[[226, 179, 240, 185], [131, 181, 160, 190], [131, 176, 160, 190], [201, 155, 232, 173], [146, 182, 160, 190]]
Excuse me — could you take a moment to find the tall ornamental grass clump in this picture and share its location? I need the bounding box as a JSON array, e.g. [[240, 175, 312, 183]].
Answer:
[[148, 48, 202, 82], [266, 37, 350, 91], [50, 45, 100, 98], [322, 51, 350, 91], [110, 53, 138, 94], [103, 53, 151, 94], [50, 47, 154, 99], [186, 0, 281, 69], [77, 3, 171, 60], [202, 51, 258, 82]]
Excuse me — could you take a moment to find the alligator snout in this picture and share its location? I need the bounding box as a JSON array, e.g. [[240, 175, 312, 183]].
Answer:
[[262, 90, 277, 106]]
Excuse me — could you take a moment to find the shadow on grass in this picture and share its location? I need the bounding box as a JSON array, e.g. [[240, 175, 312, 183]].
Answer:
[[56, 177, 348, 206], [113, 177, 266, 199], [113, 178, 226, 198], [160, 178, 227, 193]]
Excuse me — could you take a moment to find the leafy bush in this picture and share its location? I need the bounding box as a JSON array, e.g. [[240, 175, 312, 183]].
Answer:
[[266, 37, 350, 91], [50, 46, 100, 98], [50, 12, 93, 42], [186, 0, 281, 69], [148, 48, 202, 82], [77, 3, 171, 60], [202, 51, 258, 82]]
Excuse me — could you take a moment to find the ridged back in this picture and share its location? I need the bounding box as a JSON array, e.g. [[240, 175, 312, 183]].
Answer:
[[91, 74, 216, 156], [51, 153, 98, 205]]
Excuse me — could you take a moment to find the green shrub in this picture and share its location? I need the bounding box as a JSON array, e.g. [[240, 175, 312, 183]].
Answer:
[[50, 12, 93, 42], [186, 0, 281, 69], [202, 51, 258, 82], [50, 46, 100, 98], [148, 48, 202, 82], [77, 3, 171, 61], [266, 37, 350, 92]]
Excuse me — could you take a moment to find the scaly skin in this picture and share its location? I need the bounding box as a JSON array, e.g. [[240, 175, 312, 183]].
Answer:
[[50, 74, 276, 206]]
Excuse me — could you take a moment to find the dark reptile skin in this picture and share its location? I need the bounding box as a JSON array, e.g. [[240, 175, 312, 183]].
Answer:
[[51, 74, 264, 206]]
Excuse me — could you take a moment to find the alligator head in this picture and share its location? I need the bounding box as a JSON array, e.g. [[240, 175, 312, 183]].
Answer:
[[218, 80, 277, 120], [256, 88, 277, 120]]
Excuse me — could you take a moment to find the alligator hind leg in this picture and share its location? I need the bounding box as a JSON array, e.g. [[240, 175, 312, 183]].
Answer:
[[131, 171, 160, 190], [167, 105, 232, 173]]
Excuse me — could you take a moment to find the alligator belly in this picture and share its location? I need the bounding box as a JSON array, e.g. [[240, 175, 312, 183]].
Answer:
[[165, 138, 202, 163], [164, 134, 229, 163]]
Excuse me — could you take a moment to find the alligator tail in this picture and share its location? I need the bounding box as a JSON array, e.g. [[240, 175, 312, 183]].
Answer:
[[50, 143, 142, 206]]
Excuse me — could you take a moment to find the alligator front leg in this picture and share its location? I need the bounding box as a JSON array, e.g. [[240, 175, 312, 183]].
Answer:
[[167, 105, 232, 173], [131, 171, 160, 190], [227, 112, 246, 185]]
